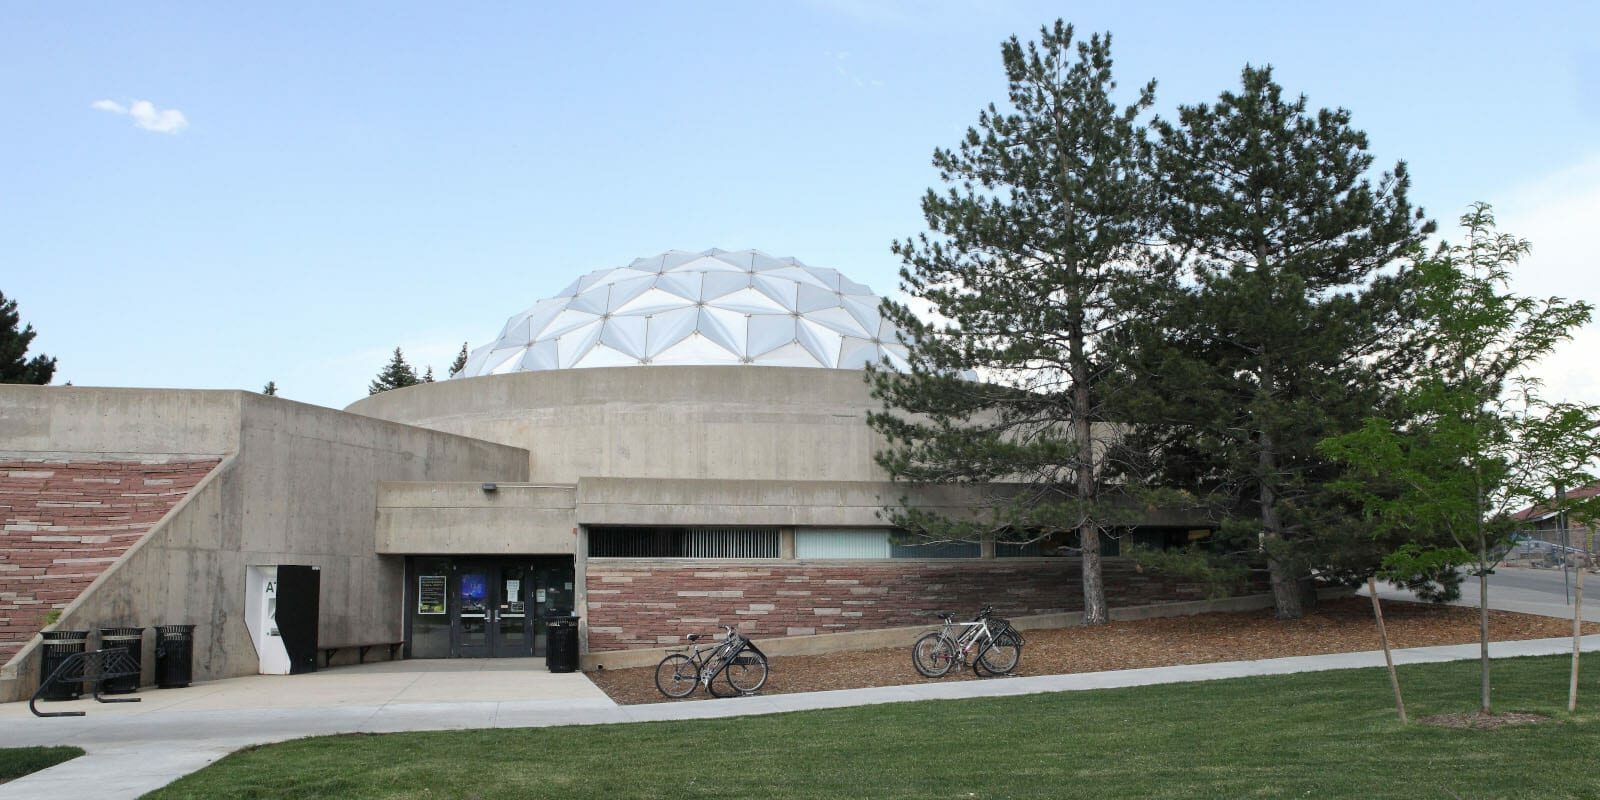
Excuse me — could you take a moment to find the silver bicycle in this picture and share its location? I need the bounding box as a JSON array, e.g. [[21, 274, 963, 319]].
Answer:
[[911, 605, 1023, 677]]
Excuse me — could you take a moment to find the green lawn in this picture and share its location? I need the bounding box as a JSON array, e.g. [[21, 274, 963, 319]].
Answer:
[[0, 746, 83, 784], [150, 655, 1600, 799]]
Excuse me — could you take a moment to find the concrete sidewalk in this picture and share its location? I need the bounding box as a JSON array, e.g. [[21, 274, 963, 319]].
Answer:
[[6, 635, 1600, 799]]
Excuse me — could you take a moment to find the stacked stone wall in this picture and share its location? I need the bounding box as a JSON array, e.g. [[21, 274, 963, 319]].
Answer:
[[585, 558, 1212, 651], [0, 459, 220, 662]]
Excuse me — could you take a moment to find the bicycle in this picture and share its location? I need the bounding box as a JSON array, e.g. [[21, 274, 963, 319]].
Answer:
[[911, 605, 1023, 678], [654, 625, 770, 698]]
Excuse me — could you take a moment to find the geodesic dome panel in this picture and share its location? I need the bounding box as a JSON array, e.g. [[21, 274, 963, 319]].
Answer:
[[456, 249, 914, 377]]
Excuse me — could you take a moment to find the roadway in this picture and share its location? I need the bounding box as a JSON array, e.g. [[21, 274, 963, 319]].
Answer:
[[1370, 564, 1600, 622]]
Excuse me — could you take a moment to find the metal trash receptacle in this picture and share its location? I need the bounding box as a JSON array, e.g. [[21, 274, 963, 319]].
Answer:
[[545, 614, 579, 674], [39, 630, 89, 701], [98, 627, 144, 694], [155, 624, 195, 689]]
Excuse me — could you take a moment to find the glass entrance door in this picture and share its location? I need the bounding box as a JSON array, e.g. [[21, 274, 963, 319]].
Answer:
[[452, 566, 493, 658], [421, 556, 574, 658], [493, 564, 534, 657], [449, 561, 539, 658]]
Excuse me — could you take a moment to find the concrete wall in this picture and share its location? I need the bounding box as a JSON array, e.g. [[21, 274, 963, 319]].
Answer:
[[344, 366, 892, 484], [376, 482, 575, 554], [0, 387, 528, 701]]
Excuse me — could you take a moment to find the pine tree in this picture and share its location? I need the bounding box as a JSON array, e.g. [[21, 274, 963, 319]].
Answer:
[[422, 366, 434, 383], [0, 290, 57, 384], [449, 342, 469, 377], [1130, 65, 1433, 618], [261, 381, 278, 396], [368, 348, 420, 395], [869, 21, 1158, 625]]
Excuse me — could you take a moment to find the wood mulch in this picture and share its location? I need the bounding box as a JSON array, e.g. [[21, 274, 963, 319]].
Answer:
[[587, 596, 1600, 705], [1419, 711, 1552, 729]]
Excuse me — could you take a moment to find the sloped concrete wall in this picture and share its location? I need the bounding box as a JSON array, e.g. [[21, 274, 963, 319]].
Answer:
[[0, 387, 528, 702], [0, 458, 221, 663]]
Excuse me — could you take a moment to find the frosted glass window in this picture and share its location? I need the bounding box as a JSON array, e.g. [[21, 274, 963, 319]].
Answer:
[[796, 528, 892, 559]]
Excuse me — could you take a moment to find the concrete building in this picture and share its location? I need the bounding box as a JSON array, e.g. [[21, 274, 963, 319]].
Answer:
[[1, 249, 1208, 702]]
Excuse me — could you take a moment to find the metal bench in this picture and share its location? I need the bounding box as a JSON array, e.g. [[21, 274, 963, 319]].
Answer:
[[30, 649, 144, 718], [320, 640, 404, 668]]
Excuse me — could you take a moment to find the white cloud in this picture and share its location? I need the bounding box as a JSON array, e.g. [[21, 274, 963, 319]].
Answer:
[[1494, 153, 1600, 407], [825, 51, 884, 88], [91, 98, 188, 134]]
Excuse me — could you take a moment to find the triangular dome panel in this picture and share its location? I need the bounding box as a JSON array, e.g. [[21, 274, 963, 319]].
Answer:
[[453, 248, 931, 379]]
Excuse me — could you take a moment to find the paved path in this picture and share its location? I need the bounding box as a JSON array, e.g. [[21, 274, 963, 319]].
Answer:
[[6, 635, 1600, 799]]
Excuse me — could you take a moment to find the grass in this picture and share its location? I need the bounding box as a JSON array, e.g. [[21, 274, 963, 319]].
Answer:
[[149, 655, 1600, 799], [0, 746, 83, 784]]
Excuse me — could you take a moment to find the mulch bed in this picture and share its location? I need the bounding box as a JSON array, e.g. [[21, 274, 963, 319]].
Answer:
[[587, 596, 1600, 705], [1419, 711, 1552, 730]]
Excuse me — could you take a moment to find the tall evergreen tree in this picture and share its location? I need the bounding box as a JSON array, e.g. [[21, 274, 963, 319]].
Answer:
[[422, 366, 435, 383], [869, 21, 1158, 625], [449, 342, 469, 377], [368, 348, 420, 395], [0, 290, 57, 384], [1129, 66, 1433, 618]]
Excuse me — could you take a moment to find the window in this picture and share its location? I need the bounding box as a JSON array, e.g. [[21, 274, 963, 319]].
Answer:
[[588, 526, 780, 558], [795, 528, 981, 559]]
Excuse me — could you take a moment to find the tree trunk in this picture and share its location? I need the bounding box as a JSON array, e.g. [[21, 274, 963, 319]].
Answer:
[[1072, 319, 1107, 625], [1257, 353, 1301, 620]]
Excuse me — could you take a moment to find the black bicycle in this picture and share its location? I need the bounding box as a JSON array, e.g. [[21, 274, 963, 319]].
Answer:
[[655, 625, 770, 698]]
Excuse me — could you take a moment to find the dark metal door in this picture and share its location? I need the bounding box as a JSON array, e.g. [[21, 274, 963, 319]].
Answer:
[[275, 564, 321, 674]]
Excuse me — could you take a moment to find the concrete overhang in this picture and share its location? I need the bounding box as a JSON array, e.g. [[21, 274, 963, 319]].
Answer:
[[376, 481, 578, 554]]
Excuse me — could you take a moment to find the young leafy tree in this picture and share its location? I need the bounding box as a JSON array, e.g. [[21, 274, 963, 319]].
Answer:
[[1128, 65, 1433, 618], [368, 347, 420, 395], [1320, 205, 1600, 713], [449, 342, 469, 377], [869, 21, 1158, 625], [0, 290, 57, 384], [261, 381, 278, 396]]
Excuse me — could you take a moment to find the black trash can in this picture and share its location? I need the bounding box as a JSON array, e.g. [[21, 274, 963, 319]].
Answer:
[[39, 630, 88, 701], [98, 626, 144, 694], [545, 614, 579, 674], [155, 624, 195, 689]]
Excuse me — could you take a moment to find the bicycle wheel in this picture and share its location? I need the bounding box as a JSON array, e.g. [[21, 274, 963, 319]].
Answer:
[[654, 653, 698, 698], [978, 630, 1021, 675], [912, 632, 957, 677], [724, 650, 769, 694]]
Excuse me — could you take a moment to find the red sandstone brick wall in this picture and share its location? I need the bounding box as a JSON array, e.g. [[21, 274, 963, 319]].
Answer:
[[585, 558, 1212, 651], [0, 459, 221, 663]]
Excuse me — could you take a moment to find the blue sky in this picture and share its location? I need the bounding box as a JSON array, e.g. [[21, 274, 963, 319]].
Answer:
[[5, 1, 1598, 409]]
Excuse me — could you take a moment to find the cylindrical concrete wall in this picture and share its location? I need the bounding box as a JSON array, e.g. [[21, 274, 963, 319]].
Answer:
[[344, 366, 893, 485]]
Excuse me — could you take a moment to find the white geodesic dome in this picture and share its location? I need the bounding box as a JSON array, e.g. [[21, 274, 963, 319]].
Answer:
[[456, 249, 913, 376]]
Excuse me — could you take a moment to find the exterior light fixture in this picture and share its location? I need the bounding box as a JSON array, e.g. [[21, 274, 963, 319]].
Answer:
[[481, 482, 498, 493]]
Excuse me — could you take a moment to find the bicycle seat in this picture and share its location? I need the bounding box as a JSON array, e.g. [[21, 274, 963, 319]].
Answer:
[[936, 611, 955, 621], [687, 634, 701, 642]]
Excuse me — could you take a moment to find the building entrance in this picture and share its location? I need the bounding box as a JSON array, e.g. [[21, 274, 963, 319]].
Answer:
[[407, 556, 574, 659]]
